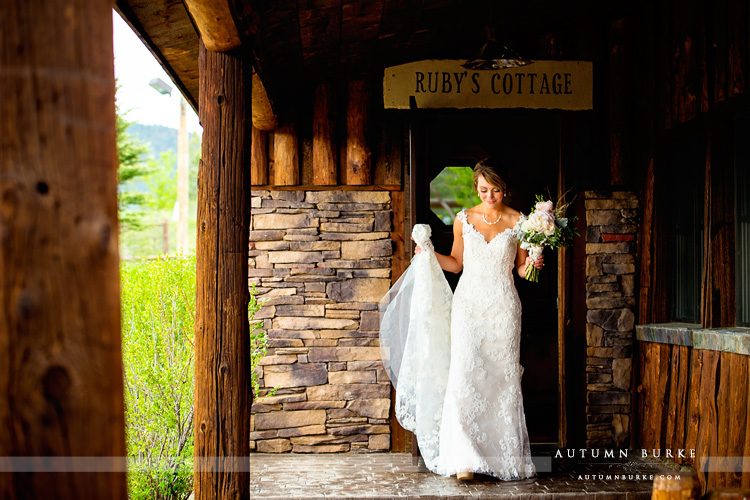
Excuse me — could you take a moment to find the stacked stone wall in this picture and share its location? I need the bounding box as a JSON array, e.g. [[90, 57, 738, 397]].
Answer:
[[584, 190, 639, 448], [249, 190, 393, 453]]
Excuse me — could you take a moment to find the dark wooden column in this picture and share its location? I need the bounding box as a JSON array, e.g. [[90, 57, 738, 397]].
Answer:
[[195, 41, 251, 500], [0, 0, 127, 498]]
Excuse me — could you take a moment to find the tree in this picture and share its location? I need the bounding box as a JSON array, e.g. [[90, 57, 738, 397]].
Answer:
[[145, 150, 178, 212], [116, 88, 151, 231]]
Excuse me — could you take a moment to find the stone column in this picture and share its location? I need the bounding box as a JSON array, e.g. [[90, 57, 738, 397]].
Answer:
[[584, 191, 639, 448]]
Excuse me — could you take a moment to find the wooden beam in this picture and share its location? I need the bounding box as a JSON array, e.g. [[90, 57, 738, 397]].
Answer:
[[273, 122, 299, 186], [252, 72, 278, 131], [183, 0, 241, 52], [346, 79, 372, 185], [0, 0, 127, 498], [115, 0, 200, 113], [313, 82, 337, 185], [195, 40, 251, 500]]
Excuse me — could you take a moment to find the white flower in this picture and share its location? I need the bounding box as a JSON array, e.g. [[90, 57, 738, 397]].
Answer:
[[522, 211, 556, 236], [535, 200, 554, 213]]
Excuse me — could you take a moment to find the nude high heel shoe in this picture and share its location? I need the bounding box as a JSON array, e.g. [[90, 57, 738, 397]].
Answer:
[[456, 471, 474, 481]]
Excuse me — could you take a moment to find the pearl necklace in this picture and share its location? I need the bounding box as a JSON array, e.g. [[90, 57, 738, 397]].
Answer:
[[482, 209, 502, 225]]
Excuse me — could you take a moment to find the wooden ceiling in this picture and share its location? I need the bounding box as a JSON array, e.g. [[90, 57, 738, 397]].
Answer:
[[116, 0, 638, 118]]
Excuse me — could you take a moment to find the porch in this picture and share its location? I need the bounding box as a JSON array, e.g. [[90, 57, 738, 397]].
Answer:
[[250, 452, 672, 499]]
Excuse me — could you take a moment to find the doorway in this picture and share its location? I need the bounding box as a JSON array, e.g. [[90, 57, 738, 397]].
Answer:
[[410, 109, 563, 445]]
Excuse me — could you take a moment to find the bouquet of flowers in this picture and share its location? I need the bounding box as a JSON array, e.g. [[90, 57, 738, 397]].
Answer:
[[518, 194, 579, 282]]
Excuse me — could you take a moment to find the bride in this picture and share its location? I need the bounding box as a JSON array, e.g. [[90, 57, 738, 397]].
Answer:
[[380, 158, 542, 481]]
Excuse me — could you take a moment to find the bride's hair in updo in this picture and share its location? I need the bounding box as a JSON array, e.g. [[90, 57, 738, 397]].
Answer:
[[473, 158, 511, 193]]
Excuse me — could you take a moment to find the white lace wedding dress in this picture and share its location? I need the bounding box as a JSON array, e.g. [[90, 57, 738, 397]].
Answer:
[[435, 210, 535, 480], [379, 211, 535, 481]]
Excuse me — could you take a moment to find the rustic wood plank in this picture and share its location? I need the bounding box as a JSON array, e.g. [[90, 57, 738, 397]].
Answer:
[[638, 157, 655, 324], [696, 350, 719, 493], [638, 342, 651, 449], [313, 82, 338, 185], [715, 352, 732, 488], [655, 343, 671, 451], [373, 111, 403, 187], [251, 126, 268, 185], [666, 343, 681, 453], [196, 41, 251, 500], [685, 347, 704, 466], [345, 78, 372, 185], [674, 345, 690, 463], [726, 353, 748, 488], [273, 122, 300, 186], [1, 1, 128, 498]]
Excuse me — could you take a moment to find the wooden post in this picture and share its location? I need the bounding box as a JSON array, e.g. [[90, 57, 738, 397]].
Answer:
[[346, 79, 372, 185], [313, 82, 337, 185], [0, 0, 127, 498], [273, 122, 299, 186], [195, 41, 251, 500]]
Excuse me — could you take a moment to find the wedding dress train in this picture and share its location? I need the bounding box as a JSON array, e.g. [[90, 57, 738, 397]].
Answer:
[[379, 212, 535, 480]]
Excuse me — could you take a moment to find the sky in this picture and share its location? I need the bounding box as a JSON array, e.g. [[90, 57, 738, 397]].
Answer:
[[112, 11, 202, 135]]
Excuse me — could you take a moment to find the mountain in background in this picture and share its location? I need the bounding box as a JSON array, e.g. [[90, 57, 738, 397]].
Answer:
[[127, 123, 179, 157]]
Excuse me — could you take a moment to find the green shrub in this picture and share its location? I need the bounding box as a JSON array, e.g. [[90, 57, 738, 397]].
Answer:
[[249, 283, 267, 399], [121, 254, 196, 500], [121, 254, 270, 499]]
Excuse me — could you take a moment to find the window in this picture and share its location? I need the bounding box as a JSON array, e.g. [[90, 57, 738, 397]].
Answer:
[[735, 114, 750, 326], [668, 133, 704, 323], [429, 166, 475, 224]]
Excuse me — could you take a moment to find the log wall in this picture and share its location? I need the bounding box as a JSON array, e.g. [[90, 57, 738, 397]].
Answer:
[[251, 76, 402, 189], [637, 331, 750, 493], [634, 5, 750, 495]]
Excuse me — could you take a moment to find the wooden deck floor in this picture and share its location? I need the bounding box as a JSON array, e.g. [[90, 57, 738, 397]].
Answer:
[[250, 451, 677, 499]]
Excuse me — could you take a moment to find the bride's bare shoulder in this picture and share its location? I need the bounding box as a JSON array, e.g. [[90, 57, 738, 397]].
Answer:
[[505, 208, 522, 224]]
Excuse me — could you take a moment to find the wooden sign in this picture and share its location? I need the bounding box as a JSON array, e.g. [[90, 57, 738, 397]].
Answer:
[[383, 59, 593, 110]]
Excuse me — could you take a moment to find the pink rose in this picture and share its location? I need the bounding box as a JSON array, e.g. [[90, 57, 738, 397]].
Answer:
[[535, 200, 554, 213]]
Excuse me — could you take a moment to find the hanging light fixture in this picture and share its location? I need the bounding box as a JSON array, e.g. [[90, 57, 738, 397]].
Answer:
[[461, 26, 533, 70]]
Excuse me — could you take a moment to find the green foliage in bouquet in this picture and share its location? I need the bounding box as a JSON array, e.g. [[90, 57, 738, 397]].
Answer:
[[520, 194, 580, 249]]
